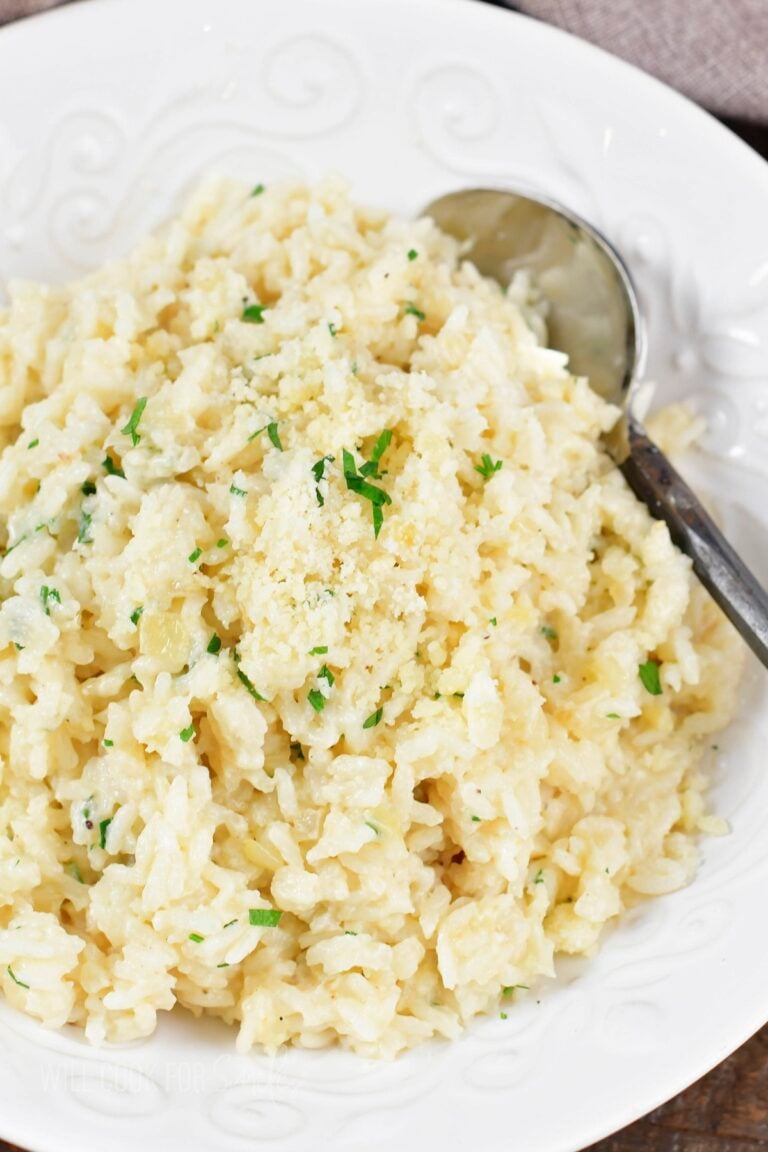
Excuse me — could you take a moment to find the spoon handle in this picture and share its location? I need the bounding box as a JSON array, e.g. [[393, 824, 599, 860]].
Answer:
[[619, 417, 768, 668]]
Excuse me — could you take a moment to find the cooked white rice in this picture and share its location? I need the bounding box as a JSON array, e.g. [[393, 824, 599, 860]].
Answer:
[[0, 178, 742, 1056]]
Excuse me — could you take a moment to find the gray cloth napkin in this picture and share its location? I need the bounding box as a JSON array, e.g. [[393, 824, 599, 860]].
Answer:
[[511, 0, 768, 121], [0, 0, 65, 20]]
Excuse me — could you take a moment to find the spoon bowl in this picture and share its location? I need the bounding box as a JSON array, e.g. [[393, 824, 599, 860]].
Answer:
[[424, 187, 768, 667], [425, 188, 645, 402]]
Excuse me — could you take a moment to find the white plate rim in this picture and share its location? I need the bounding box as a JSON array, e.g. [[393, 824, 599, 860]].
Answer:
[[0, 1, 767, 1150]]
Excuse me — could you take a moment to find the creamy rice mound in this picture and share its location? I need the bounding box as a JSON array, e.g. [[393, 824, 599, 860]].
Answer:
[[0, 178, 742, 1056]]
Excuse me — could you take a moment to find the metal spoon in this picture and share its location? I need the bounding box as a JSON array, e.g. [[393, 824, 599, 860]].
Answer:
[[425, 188, 768, 667]]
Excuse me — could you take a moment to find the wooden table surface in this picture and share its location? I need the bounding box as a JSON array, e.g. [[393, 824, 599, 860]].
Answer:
[[0, 2, 766, 1151]]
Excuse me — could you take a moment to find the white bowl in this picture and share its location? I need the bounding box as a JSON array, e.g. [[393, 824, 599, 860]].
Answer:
[[0, 1, 767, 1149]]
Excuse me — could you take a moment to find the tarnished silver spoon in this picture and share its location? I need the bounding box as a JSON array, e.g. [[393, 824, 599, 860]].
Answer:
[[425, 188, 768, 668]]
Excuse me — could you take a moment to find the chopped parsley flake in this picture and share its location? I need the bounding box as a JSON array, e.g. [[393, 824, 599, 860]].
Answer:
[[328, 322, 338, 337], [188, 933, 205, 943], [364, 820, 381, 836], [249, 908, 283, 928], [266, 422, 283, 451], [342, 448, 392, 538], [216, 538, 229, 549], [236, 666, 266, 701], [363, 707, 383, 729], [308, 688, 326, 713], [247, 421, 282, 449], [403, 302, 426, 321], [540, 625, 558, 640], [308, 645, 328, 655], [217, 962, 230, 969], [77, 509, 93, 544], [99, 817, 113, 851], [500, 1012, 508, 1020], [312, 454, 335, 506], [533, 868, 544, 885], [606, 712, 620, 719], [179, 724, 195, 743], [3, 534, 28, 557], [639, 659, 662, 695], [344, 930, 358, 936], [65, 861, 84, 883], [474, 453, 503, 480], [242, 303, 267, 324], [188, 547, 202, 564], [103, 454, 125, 478], [223, 919, 238, 929], [121, 396, 148, 447], [318, 664, 335, 688], [229, 483, 247, 497], [7, 965, 29, 990], [251, 183, 265, 197], [371, 430, 393, 465], [27, 438, 39, 449], [489, 617, 497, 626], [471, 815, 481, 822], [407, 248, 418, 261], [359, 429, 392, 479], [553, 674, 561, 684], [81, 480, 97, 496], [207, 634, 222, 655], [503, 984, 530, 995], [103, 739, 114, 748], [39, 585, 61, 615], [130, 606, 144, 627]]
